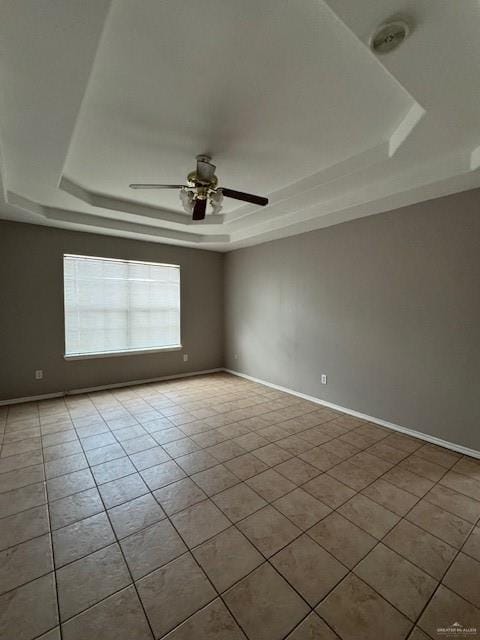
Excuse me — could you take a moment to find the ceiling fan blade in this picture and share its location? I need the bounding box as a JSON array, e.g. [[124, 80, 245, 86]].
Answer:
[[192, 198, 207, 221], [220, 188, 268, 206], [129, 184, 187, 190]]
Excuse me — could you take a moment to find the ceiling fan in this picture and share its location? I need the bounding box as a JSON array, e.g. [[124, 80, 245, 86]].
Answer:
[[129, 155, 268, 221]]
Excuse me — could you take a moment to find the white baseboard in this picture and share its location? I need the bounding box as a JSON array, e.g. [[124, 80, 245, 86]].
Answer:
[[224, 368, 480, 460], [0, 368, 224, 406]]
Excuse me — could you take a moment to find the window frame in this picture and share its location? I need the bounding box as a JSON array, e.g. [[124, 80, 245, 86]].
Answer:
[[63, 253, 182, 360]]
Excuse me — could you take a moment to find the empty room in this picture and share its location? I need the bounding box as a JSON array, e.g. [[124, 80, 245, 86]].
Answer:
[[1, 1, 479, 639]]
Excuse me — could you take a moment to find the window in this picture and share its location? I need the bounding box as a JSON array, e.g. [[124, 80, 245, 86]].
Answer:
[[64, 254, 181, 358]]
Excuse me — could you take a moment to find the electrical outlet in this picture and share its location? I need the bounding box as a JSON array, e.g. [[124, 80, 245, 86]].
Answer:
[[234, 353, 238, 360], [183, 354, 188, 362], [321, 374, 327, 385], [35, 370, 44, 380]]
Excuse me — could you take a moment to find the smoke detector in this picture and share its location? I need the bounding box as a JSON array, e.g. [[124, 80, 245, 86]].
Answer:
[[370, 20, 410, 54]]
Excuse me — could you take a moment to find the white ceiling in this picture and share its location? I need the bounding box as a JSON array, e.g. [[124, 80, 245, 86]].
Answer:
[[1, 0, 480, 251]]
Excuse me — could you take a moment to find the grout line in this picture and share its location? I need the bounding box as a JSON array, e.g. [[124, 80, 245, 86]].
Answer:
[[39, 404, 64, 640]]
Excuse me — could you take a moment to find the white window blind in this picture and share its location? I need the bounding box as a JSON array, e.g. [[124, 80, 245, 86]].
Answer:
[[64, 254, 181, 357]]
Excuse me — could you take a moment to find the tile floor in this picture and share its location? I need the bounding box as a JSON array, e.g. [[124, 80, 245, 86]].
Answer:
[[0, 372, 479, 639]]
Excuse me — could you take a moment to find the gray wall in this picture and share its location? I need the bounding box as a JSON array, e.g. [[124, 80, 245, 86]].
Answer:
[[0, 221, 224, 401], [225, 189, 480, 450]]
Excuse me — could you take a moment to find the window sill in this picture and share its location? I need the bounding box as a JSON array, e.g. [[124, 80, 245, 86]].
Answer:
[[64, 345, 183, 361]]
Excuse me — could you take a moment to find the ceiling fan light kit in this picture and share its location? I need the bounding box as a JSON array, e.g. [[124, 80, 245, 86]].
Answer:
[[129, 154, 268, 221]]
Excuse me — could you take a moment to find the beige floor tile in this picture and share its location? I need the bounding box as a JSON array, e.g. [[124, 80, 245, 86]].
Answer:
[[162, 598, 246, 640], [443, 552, 480, 608], [120, 434, 157, 455], [85, 443, 126, 466], [415, 444, 461, 469], [298, 428, 333, 447], [406, 500, 472, 548], [0, 449, 43, 474], [0, 464, 45, 493], [192, 429, 227, 448], [152, 426, 185, 445], [224, 563, 309, 640], [0, 533, 53, 595], [452, 457, 480, 479], [439, 470, 480, 501], [0, 481, 46, 518], [170, 499, 230, 548], [274, 487, 331, 530], [237, 505, 301, 557], [153, 477, 207, 515], [317, 573, 412, 640], [252, 443, 293, 466], [4, 427, 40, 444], [43, 441, 83, 463], [425, 484, 480, 524], [0, 504, 49, 551], [246, 468, 296, 501], [383, 519, 456, 579], [276, 434, 313, 455], [140, 460, 186, 491], [129, 446, 170, 471], [362, 478, 419, 516], [1, 437, 42, 459], [136, 552, 215, 638], [206, 440, 247, 463], [418, 585, 480, 638], [233, 432, 270, 452], [57, 543, 131, 620], [0, 573, 58, 640], [366, 441, 410, 464], [354, 543, 437, 620], [271, 534, 347, 605], [326, 460, 379, 490], [286, 612, 340, 639], [274, 457, 320, 485], [80, 432, 116, 451], [108, 493, 165, 539], [45, 453, 88, 480], [299, 446, 342, 472], [98, 473, 149, 508], [338, 494, 399, 538], [52, 512, 115, 567], [308, 512, 376, 568], [350, 451, 393, 475], [47, 468, 95, 502], [382, 433, 423, 453], [191, 464, 239, 496], [302, 473, 355, 508], [320, 438, 360, 460], [399, 456, 446, 482], [212, 482, 266, 522], [162, 437, 200, 458], [193, 527, 263, 592], [50, 488, 104, 530], [463, 526, 480, 561], [120, 519, 186, 579], [62, 585, 152, 640], [91, 457, 136, 484], [177, 449, 220, 474], [224, 453, 269, 480], [383, 466, 435, 497]]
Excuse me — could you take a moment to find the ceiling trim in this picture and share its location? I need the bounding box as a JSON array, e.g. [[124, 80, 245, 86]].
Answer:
[[7, 191, 229, 244], [59, 176, 225, 226]]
